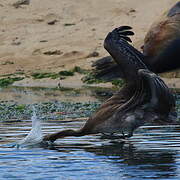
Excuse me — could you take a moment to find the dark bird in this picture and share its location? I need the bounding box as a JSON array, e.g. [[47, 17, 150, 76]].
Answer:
[[43, 27, 176, 142], [93, 1, 180, 80]]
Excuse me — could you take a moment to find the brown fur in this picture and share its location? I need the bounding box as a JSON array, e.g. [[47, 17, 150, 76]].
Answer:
[[143, 7, 180, 68]]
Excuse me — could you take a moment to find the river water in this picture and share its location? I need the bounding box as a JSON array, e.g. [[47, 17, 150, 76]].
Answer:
[[0, 87, 180, 180]]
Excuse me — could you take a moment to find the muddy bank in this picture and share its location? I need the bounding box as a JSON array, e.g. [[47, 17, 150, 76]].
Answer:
[[0, 0, 178, 74], [0, 0, 179, 93], [12, 74, 180, 91]]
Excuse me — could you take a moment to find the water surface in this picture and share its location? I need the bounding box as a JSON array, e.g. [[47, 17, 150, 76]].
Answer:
[[1, 119, 180, 180], [0, 89, 179, 180]]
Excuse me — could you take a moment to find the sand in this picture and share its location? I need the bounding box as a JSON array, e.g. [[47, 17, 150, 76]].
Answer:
[[0, 0, 179, 88]]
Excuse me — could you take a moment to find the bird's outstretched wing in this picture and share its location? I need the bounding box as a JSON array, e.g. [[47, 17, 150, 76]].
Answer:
[[92, 26, 146, 81], [167, 1, 180, 17], [138, 69, 175, 115], [104, 26, 147, 82]]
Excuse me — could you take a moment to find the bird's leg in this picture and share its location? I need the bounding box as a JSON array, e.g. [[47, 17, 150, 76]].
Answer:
[[120, 130, 133, 139], [127, 131, 133, 138], [101, 133, 116, 139], [122, 131, 125, 138], [114, 131, 126, 139]]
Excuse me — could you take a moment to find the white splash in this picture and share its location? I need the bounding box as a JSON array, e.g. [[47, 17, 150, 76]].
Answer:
[[16, 106, 43, 147]]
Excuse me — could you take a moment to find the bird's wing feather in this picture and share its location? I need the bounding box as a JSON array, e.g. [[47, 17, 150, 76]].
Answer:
[[104, 27, 147, 82], [138, 69, 175, 114]]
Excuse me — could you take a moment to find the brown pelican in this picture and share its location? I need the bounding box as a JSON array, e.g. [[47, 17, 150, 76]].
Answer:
[[93, 1, 180, 79], [43, 27, 176, 142]]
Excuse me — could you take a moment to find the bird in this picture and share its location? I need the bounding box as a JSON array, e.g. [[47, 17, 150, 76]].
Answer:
[[92, 1, 180, 80], [43, 26, 176, 142]]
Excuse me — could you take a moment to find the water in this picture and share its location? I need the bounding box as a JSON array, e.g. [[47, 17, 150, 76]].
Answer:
[[15, 106, 43, 147], [0, 89, 179, 180], [1, 118, 180, 179]]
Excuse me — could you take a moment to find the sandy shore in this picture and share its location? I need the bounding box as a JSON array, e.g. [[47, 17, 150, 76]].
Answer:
[[0, 0, 179, 88]]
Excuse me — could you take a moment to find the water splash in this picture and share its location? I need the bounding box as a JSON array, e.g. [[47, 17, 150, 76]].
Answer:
[[16, 106, 43, 148]]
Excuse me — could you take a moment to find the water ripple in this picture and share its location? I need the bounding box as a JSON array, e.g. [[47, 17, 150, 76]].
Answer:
[[1, 119, 180, 179]]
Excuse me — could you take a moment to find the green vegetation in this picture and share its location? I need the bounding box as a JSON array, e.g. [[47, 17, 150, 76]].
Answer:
[[0, 73, 14, 77], [31, 72, 60, 79], [82, 71, 125, 86], [0, 65, 124, 87], [57, 86, 74, 91], [30, 67, 89, 80], [72, 66, 89, 74], [15, 71, 25, 75], [112, 79, 125, 87], [0, 71, 25, 77], [12, 66, 97, 84], [31, 68, 83, 80], [59, 70, 74, 76], [64, 23, 76, 26], [82, 72, 105, 84], [0, 101, 101, 121], [1, 61, 14, 65], [15, 104, 26, 112], [0, 77, 24, 87]]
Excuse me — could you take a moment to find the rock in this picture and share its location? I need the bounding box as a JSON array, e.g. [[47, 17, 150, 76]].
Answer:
[[47, 20, 58, 25], [129, 8, 136, 13], [64, 23, 76, 26], [11, 38, 21, 45], [86, 51, 99, 58], [12, 0, 30, 8], [43, 50, 63, 55], [32, 49, 41, 55], [1, 61, 14, 65], [39, 40, 48, 43]]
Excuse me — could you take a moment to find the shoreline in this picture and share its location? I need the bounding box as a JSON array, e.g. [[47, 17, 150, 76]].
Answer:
[[12, 75, 180, 92], [0, 0, 179, 94]]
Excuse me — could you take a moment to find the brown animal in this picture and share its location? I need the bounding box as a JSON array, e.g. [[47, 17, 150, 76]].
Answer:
[[142, 1, 180, 73], [43, 27, 176, 142], [92, 1, 180, 80]]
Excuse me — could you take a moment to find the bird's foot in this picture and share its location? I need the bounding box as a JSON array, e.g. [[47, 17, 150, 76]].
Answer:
[[121, 131, 133, 139]]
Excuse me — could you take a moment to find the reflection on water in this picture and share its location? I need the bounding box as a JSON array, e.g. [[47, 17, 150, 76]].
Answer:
[[1, 118, 180, 180]]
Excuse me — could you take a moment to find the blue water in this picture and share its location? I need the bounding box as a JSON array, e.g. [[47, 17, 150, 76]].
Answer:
[[0, 91, 179, 180], [1, 118, 180, 180]]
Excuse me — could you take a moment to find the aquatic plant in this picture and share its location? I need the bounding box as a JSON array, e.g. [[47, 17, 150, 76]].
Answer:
[[82, 71, 124, 87], [82, 72, 105, 84], [59, 70, 74, 76], [111, 79, 125, 87], [0, 101, 101, 121], [72, 66, 89, 74], [0, 77, 24, 87], [31, 72, 60, 79]]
